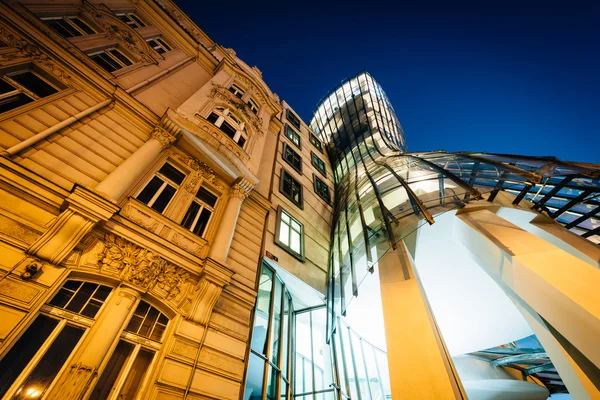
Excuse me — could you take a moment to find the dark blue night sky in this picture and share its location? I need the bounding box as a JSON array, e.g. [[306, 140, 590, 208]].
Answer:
[[175, 1, 600, 163]]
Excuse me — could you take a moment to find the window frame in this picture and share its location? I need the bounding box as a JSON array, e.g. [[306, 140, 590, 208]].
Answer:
[[135, 161, 186, 215], [116, 12, 146, 29], [180, 185, 219, 238], [274, 206, 305, 261], [286, 109, 301, 130], [247, 97, 259, 115], [284, 124, 301, 150], [313, 174, 332, 205], [206, 107, 248, 149], [145, 37, 172, 55], [88, 47, 135, 73], [311, 151, 327, 177], [279, 168, 303, 210], [42, 16, 96, 38], [228, 83, 245, 99], [0, 66, 63, 115], [282, 142, 302, 174], [309, 132, 323, 153]]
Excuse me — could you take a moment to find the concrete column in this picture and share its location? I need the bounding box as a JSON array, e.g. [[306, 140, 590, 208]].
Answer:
[[377, 240, 466, 399], [46, 286, 141, 400], [455, 208, 600, 394], [96, 127, 178, 201], [207, 182, 250, 265]]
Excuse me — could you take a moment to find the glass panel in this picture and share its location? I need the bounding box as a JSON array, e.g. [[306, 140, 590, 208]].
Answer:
[[70, 18, 95, 34], [279, 219, 290, 246], [0, 78, 15, 94], [295, 312, 312, 393], [270, 280, 282, 365], [312, 308, 328, 392], [196, 186, 218, 207], [137, 176, 164, 205], [138, 306, 159, 338], [126, 301, 149, 334], [193, 208, 212, 237], [237, 135, 247, 148], [251, 266, 273, 354], [49, 281, 80, 309], [279, 381, 288, 400], [290, 229, 301, 254], [150, 314, 169, 341], [266, 366, 278, 400], [65, 282, 97, 314], [118, 348, 154, 398], [13, 324, 84, 399], [220, 120, 237, 138], [89, 340, 135, 400], [46, 18, 81, 37], [0, 93, 33, 114], [244, 353, 265, 400], [90, 53, 120, 73], [109, 49, 132, 67], [151, 184, 176, 213], [0, 315, 58, 396], [11, 72, 57, 98], [281, 296, 290, 379], [158, 163, 185, 185], [181, 201, 200, 230]]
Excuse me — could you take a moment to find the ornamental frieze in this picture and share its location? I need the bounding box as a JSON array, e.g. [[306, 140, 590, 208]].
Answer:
[[208, 83, 264, 133], [172, 152, 226, 191], [98, 234, 191, 301]]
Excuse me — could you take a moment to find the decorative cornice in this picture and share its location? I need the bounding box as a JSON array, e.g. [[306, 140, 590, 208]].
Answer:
[[207, 83, 264, 134], [229, 178, 253, 200], [151, 126, 178, 148], [171, 152, 226, 192]]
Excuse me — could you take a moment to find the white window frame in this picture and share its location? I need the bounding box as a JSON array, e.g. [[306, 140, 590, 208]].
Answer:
[[135, 162, 186, 213], [274, 206, 305, 260], [207, 107, 248, 147], [116, 12, 146, 29], [182, 186, 219, 238], [247, 97, 259, 114], [146, 37, 172, 54], [228, 83, 245, 98]]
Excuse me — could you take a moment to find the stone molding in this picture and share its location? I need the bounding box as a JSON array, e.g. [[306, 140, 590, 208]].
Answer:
[[151, 126, 178, 148], [186, 257, 234, 325], [207, 83, 264, 134]]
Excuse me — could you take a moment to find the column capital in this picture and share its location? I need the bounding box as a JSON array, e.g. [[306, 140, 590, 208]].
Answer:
[[151, 126, 178, 149], [229, 177, 253, 200]]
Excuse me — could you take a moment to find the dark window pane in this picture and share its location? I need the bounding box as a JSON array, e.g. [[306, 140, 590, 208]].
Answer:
[[49, 288, 75, 309], [181, 201, 200, 230], [109, 49, 132, 67], [129, 14, 146, 28], [126, 314, 143, 334], [70, 18, 95, 35], [196, 187, 218, 207], [157, 38, 171, 51], [11, 72, 58, 98], [0, 315, 58, 397], [63, 280, 83, 291], [158, 163, 185, 185], [45, 19, 80, 38], [65, 282, 97, 314], [286, 109, 301, 129], [151, 184, 176, 213], [237, 136, 246, 148], [220, 120, 237, 138], [138, 307, 159, 337], [118, 348, 153, 398], [137, 176, 164, 205], [207, 112, 219, 123], [193, 208, 212, 237], [81, 299, 104, 318], [92, 285, 112, 302], [89, 340, 134, 400], [0, 93, 33, 114], [0, 78, 16, 94], [90, 53, 119, 72], [13, 324, 84, 400]]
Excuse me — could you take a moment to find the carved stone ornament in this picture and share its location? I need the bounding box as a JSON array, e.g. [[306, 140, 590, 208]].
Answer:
[[153, 0, 212, 49], [208, 83, 264, 133], [151, 126, 178, 148], [82, 2, 157, 65], [172, 152, 226, 192], [229, 184, 250, 200], [0, 28, 72, 86], [98, 234, 190, 300]]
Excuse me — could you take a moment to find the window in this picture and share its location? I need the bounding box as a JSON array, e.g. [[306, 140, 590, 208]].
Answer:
[[181, 185, 218, 237], [42, 16, 95, 38], [0, 69, 60, 114], [284, 124, 301, 149], [89, 48, 133, 73], [311, 152, 326, 176], [309, 132, 323, 153], [275, 207, 304, 258], [282, 143, 302, 174], [228, 83, 245, 99], [280, 168, 303, 209], [247, 97, 259, 115], [146, 37, 172, 55], [314, 176, 331, 204], [136, 162, 186, 214], [0, 280, 113, 398], [206, 107, 248, 148], [116, 12, 146, 28], [286, 109, 301, 130], [90, 301, 169, 400]]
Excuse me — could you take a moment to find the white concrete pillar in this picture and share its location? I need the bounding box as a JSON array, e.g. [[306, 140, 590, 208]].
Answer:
[[46, 286, 141, 400], [207, 182, 250, 265], [455, 208, 600, 394], [377, 240, 466, 399], [95, 127, 177, 201]]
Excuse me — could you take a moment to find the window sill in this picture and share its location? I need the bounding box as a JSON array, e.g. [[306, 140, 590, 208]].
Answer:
[[274, 240, 305, 263]]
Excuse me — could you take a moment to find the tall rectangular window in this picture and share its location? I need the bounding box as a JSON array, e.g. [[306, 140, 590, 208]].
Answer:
[[181, 185, 218, 237], [116, 12, 146, 28], [0, 69, 60, 114], [284, 125, 301, 149], [247, 97, 259, 115], [146, 37, 172, 55], [311, 152, 326, 176], [280, 168, 303, 209], [42, 16, 96, 38], [286, 109, 301, 130], [89, 48, 133, 73], [275, 207, 304, 259], [314, 175, 331, 204], [282, 143, 302, 174], [309, 132, 323, 153], [228, 84, 245, 98], [136, 162, 186, 214]]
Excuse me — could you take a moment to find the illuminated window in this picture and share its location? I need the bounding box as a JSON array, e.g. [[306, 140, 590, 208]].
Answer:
[[275, 207, 304, 258], [311, 152, 326, 176], [136, 162, 186, 214], [181, 185, 218, 237], [282, 143, 302, 173], [0, 68, 60, 114], [309, 132, 323, 153], [116, 12, 146, 28], [284, 124, 301, 149], [0, 280, 113, 398], [206, 107, 248, 148], [146, 37, 172, 55], [89, 48, 133, 72], [280, 168, 303, 209], [314, 175, 331, 204], [42, 16, 95, 38], [286, 109, 301, 130]]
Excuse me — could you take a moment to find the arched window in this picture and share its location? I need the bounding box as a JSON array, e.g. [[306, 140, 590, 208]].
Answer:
[[0, 280, 113, 398], [206, 107, 248, 148]]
